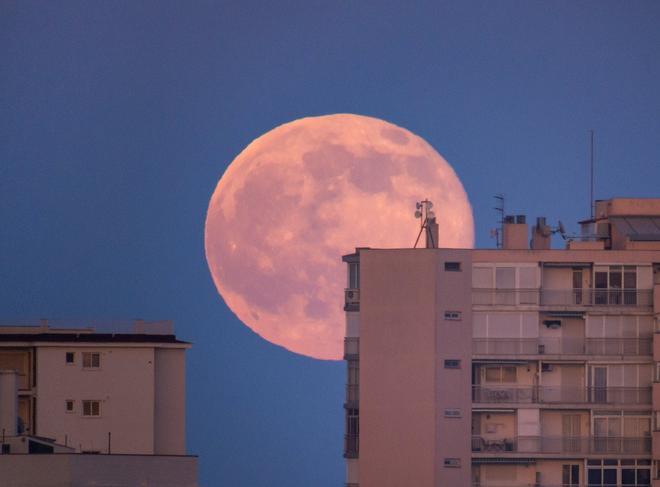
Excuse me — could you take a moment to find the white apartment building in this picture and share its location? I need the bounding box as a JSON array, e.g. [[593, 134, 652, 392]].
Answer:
[[343, 198, 660, 487], [0, 319, 197, 486]]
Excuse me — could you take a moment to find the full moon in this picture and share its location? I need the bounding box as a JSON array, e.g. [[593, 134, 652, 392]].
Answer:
[[205, 114, 474, 360]]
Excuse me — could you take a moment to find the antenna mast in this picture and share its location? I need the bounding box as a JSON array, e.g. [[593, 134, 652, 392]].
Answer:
[[590, 130, 594, 220], [413, 200, 437, 248], [493, 194, 505, 249]]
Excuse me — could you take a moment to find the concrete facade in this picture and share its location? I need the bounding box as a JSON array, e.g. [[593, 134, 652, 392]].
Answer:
[[343, 198, 660, 487]]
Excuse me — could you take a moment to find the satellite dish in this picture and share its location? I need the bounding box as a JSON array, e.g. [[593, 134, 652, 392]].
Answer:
[[558, 220, 566, 235], [415, 210, 422, 218], [416, 202, 422, 209], [427, 201, 433, 209]]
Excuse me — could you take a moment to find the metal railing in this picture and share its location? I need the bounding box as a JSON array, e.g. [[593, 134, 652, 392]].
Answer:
[[471, 435, 651, 454], [472, 385, 651, 405], [345, 384, 359, 404], [472, 288, 653, 307], [473, 337, 652, 356], [541, 288, 652, 307], [344, 337, 359, 358], [344, 434, 359, 458], [344, 289, 360, 310], [472, 289, 539, 306]]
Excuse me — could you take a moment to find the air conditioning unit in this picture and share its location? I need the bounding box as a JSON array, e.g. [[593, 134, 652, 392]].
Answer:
[[345, 289, 360, 305], [541, 363, 554, 372]]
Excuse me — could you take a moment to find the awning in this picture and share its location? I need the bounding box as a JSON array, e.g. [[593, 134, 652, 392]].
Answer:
[[610, 216, 660, 241], [544, 311, 585, 318], [472, 408, 516, 413], [542, 262, 592, 268], [472, 458, 537, 465]]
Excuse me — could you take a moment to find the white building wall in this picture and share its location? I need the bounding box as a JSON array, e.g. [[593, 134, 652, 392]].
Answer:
[[36, 346, 156, 454], [154, 348, 186, 455]]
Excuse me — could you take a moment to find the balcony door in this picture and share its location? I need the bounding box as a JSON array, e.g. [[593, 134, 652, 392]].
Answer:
[[591, 366, 607, 403], [562, 414, 581, 453]]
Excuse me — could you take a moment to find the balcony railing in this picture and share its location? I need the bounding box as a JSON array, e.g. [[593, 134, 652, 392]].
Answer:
[[344, 337, 359, 359], [541, 288, 652, 307], [473, 337, 652, 356], [472, 288, 653, 307], [471, 435, 651, 454], [472, 385, 651, 405], [344, 434, 359, 458], [346, 384, 359, 404], [344, 288, 360, 311]]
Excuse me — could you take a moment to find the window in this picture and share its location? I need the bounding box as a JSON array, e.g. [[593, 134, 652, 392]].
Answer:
[[444, 409, 461, 418], [444, 262, 461, 272], [444, 311, 462, 321], [65, 352, 75, 364], [82, 352, 100, 368], [82, 400, 100, 417], [65, 400, 74, 413], [484, 366, 517, 383], [444, 359, 461, 369], [348, 263, 360, 289], [444, 458, 461, 468]]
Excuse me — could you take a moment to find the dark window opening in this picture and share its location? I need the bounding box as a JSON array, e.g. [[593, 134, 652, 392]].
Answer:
[[444, 262, 461, 272], [444, 359, 461, 369]]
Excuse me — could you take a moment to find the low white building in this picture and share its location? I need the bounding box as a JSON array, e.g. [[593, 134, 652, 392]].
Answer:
[[0, 319, 197, 486]]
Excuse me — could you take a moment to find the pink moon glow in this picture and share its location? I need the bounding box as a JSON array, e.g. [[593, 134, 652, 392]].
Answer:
[[205, 114, 474, 360]]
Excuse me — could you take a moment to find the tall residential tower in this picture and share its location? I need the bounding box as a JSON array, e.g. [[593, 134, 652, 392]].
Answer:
[[343, 198, 660, 487]]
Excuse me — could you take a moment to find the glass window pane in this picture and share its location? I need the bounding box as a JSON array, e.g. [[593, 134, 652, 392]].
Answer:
[[621, 469, 635, 485], [595, 272, 608, 289], [587, 468, 602, 484], [603, 468, 616, 485]]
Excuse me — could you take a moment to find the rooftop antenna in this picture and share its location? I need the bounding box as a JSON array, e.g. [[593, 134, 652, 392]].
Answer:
[[590, 130, 595, 220], [413, 199, 436, 248], [492, 194, 505, 248]]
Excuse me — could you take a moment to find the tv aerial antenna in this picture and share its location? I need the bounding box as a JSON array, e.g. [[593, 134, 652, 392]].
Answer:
[[413, 199, 436, 248], [491, 194, 505, 248]]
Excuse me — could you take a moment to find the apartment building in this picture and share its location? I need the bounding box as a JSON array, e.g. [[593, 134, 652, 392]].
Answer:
[[0, 319, 197, 486], [343, 198, 660, 487]]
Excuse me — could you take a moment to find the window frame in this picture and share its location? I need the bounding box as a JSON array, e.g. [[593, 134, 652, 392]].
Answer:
[[82, 352, 101, 369], [81, 400, 101, 417]]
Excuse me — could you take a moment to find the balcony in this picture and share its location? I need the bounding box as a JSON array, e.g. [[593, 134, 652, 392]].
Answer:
[[472, 385, 651, 405], [472, 435, 651, 454], [344, 337, 359, 359], [472, 288, 653, 308], [473, 337, 652, 356], [541, 288, 653, 307], [345, 384, 359, 405], [344, 288, 359, 311], [344, 434, 359, 459]]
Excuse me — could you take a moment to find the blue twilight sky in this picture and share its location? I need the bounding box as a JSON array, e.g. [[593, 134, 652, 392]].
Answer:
[[2, 1, 660, 485]]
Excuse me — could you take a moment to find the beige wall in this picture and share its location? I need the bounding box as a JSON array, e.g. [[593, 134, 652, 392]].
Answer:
[[154, 348, 186, 455], [0, 370, 18, 436], [36, 345, 156, 453], [359, 248, 472, 487], [435, 249, 472, 486], [359, 249, 438, 487]]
